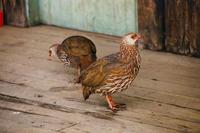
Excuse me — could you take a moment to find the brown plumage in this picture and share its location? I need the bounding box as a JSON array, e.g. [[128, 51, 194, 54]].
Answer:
[[80, 33, 141, 112], [49, 36, 97, 82]]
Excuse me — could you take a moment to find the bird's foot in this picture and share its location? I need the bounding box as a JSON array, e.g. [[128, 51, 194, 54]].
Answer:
[[73, 78, 81, 84], [110, 103, 126, 112], [106, 95, 126, 112], [48, 57, 52, 61]]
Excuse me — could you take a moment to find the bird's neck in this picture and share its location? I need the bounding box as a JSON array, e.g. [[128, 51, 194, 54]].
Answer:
[[120, 43, 140, 62]]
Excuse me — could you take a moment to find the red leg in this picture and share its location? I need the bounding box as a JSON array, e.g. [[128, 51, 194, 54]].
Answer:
[[107, 95, 116, 106], [73, 65, 81, 83], [106, 95, 126, 112], [106, 95, 115, 111], [77, 66, 81, 83], [77, 66, 81, 78]]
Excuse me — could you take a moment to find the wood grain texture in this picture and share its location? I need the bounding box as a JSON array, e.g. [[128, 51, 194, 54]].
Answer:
[[138, 0, 200, 57], [165, 0, 200, 57], [3, 0, 27, 27], [0, 26, 200, 133], [138, 0, 165, 50]]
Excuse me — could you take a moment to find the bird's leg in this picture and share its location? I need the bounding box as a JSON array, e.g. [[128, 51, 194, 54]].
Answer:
[[106, 95, 126, 112], [77, 66, 81, 83], [106, 95, 114, 111], [74, 65, 81, 83]]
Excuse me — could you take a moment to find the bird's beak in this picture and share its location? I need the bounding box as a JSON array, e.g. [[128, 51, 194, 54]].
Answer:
[[48, 50, 52, 61], [136, 35, 142, 41], [135, 34, 144, 49], [49, 50, 52, 57]]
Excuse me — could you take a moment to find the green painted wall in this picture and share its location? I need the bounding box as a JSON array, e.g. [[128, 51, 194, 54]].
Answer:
[[25, 0, 40, 26], [38, 0, 138, 36]]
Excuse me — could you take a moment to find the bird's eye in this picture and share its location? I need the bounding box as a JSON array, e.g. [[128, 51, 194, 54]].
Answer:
[[131, 34, 137, 39]]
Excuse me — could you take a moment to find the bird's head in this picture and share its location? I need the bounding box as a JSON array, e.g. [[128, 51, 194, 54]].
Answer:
[[122, 33, 141, 46], [49, 44, 60, 57]]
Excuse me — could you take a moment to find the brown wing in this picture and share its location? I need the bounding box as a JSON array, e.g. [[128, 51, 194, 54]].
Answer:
[[80, 59, 108, 87], [80, 53, 123, 87], [61, 36, 96, 57]]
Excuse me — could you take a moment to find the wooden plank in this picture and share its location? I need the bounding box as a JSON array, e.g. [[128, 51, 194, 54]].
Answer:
[[165, 0, 200, 57], [0, 26, 200, 133], [0, 46, 200, 99], [0, 108, 73, 132], [138, 0, 165, 50], [0, 26, 200, 100], [0, 25, 200, 103], [0, 96, 178, 133], [1, 46, 200, 81], [0, 25, 120, 58], [0, 25, 199, 67], [0, 27, 199, 78], [0, 51, 200, 104], [138, 0, 200, 57], [3, 0, 27, 27], [0, 119, 58, 133], [0, 78, 200, 132], [1, 68, 200, 112]]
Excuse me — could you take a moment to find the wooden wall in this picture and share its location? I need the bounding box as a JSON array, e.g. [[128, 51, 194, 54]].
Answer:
[[138, 0, 165, 51], [3, 0, 138, 36], [138, 0, 200, 57], [165, 0, 200, 57], [2, 0, 200, 57], [2, 0, 40, 27], [38, 0, 138, 36], [3, 0, 27, 27], [25, 0, 40, 26]]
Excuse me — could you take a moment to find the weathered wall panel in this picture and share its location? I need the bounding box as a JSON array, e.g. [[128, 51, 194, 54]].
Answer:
[[25, 0, 40, 26], [38, 0, 138, 36], [0, 0, 3, 26], [138, 0, 200, 57], [165, 0, 200, 57], [138, 0, 165, 50], [3, 0, 27, 27]]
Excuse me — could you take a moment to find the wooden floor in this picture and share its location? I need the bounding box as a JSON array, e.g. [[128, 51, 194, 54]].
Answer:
[[0, 25, 200, 133]]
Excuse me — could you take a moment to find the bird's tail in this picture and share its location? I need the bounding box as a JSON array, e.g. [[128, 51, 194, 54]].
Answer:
[[82, 86, 91, 100]]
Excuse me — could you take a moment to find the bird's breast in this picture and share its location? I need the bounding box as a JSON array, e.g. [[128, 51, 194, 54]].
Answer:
[[96, 62, 140, 95]]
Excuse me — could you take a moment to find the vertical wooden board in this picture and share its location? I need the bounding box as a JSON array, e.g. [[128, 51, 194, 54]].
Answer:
[[3, 0, 27, 27], [138, 0, 165, 50], [0, 0, 3, 26], [38, 0, 138, 36], [25, 0, 40, 26], [165, 0, 200, 57], [0, 0, 2, 10]]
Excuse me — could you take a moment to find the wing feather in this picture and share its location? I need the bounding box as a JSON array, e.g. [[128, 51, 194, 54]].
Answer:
[[80, 53, 124, 87]]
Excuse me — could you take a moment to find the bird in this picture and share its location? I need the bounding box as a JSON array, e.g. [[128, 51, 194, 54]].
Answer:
[[49, 35, 97, 83], [80, 33, 141, 112]]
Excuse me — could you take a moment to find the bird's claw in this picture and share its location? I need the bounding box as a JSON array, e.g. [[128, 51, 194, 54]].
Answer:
[[110, 103, 127, 112], [73, 78, 80, 84]]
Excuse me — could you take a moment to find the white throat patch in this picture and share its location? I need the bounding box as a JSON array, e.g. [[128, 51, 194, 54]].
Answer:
[[50, 45, 59, 57], [124, 35, 137, 45]]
